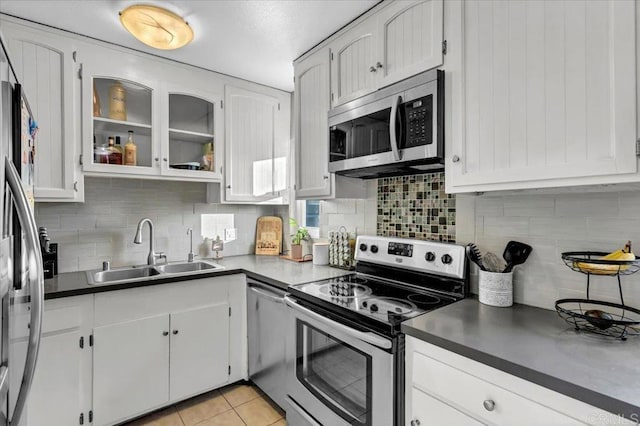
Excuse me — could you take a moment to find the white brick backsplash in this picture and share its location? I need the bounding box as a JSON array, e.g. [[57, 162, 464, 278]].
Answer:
[[60, 215, 96, 230], [529, 217, 587, 238], [503, 195, 554, 217], [460, 190, 640, 310], [36, 178, 286, 272], [484, 216, 529, 237], [619, 191, 640, 218], [96, 215, 128, 229], [555, 193, 619, 217]]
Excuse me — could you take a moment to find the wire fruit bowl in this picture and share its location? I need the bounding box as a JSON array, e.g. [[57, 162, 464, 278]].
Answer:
[[555, 299, 640, 340], [561, 251, 640, 276]]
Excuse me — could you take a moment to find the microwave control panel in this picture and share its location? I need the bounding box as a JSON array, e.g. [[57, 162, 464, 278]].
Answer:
[[405, 95, 432, 147]]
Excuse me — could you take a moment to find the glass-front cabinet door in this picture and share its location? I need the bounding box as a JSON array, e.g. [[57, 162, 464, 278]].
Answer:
[[160, 88, 223, 181], [82, 66, 159, 176]]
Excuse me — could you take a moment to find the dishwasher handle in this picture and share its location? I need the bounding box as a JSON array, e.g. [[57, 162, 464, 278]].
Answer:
[[247, 280, 286, 304]]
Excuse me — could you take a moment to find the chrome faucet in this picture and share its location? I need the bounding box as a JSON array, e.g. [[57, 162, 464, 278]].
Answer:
[[186, 228, 196, 262], [134, 218, 166, 265]]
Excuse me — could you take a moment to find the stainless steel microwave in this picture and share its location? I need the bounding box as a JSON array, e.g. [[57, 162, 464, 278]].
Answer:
[[328, 69, 444, 179]]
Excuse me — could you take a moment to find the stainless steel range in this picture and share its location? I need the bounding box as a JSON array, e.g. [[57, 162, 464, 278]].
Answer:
[[284, 236, 469, 426]]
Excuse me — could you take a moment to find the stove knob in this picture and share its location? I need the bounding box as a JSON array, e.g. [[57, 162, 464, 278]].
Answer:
[[359, 243, 368, 252], [362, 301, 368, 308], [370, 304, 379, 312], [370, 245, 379, 254], [441, 254, 453, 265], [425, 251, 436, 262]]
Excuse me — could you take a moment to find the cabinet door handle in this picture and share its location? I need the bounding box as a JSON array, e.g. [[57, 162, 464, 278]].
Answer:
[[226, 185, 231, 189], [483, 399, 495, 412], [410, 420, 421, 426], [162, 331, 169, 336], [452, 155, 461, 163], [323, 175, 329, 180], [376, 61, 383, 69], [163, 158, 168, 162], [369, 65, 377, 73], [172, 330, 179, 335], [155, 157, 159, 163]]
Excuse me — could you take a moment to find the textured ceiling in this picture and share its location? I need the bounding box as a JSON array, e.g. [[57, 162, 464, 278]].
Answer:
[[0, 0, 378, 91]]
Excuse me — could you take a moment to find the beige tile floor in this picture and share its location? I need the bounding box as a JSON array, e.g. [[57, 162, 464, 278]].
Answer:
[[124, 383, 286, 426]]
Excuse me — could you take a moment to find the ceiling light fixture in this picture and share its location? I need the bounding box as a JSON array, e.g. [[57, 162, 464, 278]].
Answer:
[[119, 4, 194, 50]]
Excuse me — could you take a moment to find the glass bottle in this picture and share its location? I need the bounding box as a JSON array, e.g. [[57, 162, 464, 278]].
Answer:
[[107, 136, 122, 165], [113, 136, 124, 165], [124, 131, 137, 166]]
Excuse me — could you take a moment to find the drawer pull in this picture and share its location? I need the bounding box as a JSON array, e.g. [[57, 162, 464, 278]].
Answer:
[[162, 331, 169, 336], [410, 420, 421, 426], [483, 399, 496, 412]]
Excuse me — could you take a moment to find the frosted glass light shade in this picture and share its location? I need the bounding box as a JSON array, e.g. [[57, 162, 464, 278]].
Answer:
[[119, 5, 194, 50]]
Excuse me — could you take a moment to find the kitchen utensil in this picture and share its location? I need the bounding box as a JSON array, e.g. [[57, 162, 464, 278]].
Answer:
[[466, 243, 485, 271], [483, 252, 505, 273], [502, 241, 532, 272], [255, 216, 282, 256]]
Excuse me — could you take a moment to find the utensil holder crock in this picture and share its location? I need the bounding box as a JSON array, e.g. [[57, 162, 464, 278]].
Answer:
[[479, 270, 513, 307]]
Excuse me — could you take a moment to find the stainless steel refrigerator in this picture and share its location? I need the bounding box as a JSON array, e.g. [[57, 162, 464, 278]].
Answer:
[[0, 34, 44, 426]]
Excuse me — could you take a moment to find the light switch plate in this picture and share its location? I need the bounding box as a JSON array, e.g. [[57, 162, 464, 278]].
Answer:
[[225, 228, 237, 241]]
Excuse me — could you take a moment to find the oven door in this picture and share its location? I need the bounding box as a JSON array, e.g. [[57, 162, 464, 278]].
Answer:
[[285, 296, 394, 426]]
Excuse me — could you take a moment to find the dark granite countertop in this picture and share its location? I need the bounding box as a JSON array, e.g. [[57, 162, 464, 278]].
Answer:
[[402, 299, 640, 420], [44, 255, 353, 299]]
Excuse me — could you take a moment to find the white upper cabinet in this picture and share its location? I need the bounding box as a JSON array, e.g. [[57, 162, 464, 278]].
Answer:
[[3, 22, 82, 202], [330, 0, 444, 107], [294, 48, 332, 198], [446, 0, 638, 193], [224, 85, 290, 203], [160, 86, 223, 181], [82, 67, 159, 177], [378, 0, 444, 87], [330, 19, 378, 107]]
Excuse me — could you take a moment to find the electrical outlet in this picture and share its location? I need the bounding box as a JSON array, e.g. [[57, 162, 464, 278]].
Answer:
[[225, 228, 237, 241]]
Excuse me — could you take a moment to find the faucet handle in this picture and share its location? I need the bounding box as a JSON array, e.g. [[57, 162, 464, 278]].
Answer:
[[155, 252, 167, 264], [188, 252, 197, 263]]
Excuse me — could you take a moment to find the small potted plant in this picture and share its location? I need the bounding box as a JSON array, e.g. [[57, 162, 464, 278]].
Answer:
[[289, 218, 310, 260]]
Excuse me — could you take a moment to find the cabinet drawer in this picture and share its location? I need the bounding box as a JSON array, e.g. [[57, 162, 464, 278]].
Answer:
[[410, 385, 482, 426], [411, 350, 584, 425]]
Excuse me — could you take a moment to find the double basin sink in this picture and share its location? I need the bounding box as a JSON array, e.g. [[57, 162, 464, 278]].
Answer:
[[86, 261, 223, 285]]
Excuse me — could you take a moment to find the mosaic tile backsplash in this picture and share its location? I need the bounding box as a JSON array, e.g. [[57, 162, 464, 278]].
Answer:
[[377, 172, 456, 241]]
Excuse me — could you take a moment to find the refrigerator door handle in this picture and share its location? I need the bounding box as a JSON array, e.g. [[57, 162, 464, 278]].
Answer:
[[4, 157, 44, 426]]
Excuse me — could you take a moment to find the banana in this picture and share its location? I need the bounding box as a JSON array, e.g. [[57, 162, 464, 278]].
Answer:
[[574, 241, 635, 275]]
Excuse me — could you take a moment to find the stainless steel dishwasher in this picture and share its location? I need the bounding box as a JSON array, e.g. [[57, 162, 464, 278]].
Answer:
[[247, 279, 288, 410]]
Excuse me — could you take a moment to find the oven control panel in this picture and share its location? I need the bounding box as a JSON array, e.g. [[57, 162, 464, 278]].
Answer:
[[388, 242, 413, 257], [355, 235, 466, 279]]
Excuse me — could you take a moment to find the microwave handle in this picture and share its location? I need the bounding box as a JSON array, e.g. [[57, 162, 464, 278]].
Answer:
[[389, 95, 402, 161]]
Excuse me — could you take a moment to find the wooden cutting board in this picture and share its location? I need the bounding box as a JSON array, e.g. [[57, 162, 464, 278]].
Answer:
[[255, 216, 283, 256]]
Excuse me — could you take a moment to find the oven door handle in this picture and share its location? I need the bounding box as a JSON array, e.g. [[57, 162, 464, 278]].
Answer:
[[389, 95, 402, 161], [284, 295, 392, 350]]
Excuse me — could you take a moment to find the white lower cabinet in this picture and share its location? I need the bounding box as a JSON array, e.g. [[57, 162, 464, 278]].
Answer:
[[405, 336, 634, 426], [169, 304, 230, 401], [91, 276, 244, 426], [27, 296, 93, 426], [93, 315, 171, 426]]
